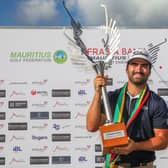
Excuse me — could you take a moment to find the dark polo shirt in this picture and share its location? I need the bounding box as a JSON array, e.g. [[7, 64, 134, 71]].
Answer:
[[101, 87, 168, 162]]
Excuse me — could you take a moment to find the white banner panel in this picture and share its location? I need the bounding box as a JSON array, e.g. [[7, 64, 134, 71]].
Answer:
[[0, 28, 167, 168]]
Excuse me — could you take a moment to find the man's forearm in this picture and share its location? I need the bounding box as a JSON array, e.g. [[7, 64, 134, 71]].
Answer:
[[134, 135, 168, 151], [86, 92, 105, 132]]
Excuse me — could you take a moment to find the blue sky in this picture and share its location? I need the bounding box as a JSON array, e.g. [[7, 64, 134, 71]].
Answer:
[[0, 0, 168, 27]]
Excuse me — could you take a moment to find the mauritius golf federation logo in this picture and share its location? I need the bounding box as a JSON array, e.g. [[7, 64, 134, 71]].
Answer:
[[53, 50, 67, 64]]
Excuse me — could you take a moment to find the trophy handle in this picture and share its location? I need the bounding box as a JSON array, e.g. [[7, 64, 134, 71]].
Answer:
[[94, 61, 113, 123], [101, 87, 113, 123]]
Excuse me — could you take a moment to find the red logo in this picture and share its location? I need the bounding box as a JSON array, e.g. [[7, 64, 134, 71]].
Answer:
[[31, 90, 37, 95]]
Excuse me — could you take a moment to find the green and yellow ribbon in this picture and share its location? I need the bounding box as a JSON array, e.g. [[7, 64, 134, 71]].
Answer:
[[105, 83, 150, 168]]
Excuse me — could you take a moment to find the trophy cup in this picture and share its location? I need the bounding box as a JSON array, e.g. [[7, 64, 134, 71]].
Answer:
[[62, 0, 128, 155]]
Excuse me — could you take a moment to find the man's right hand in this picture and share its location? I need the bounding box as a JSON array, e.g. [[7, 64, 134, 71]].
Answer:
[[94, 74, 108, 92]]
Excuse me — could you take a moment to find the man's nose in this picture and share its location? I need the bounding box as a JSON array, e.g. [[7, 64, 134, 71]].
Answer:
[[135, 64, 143, 72]]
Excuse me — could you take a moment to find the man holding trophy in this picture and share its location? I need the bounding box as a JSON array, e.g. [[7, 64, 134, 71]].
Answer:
[[62, 1, 168, 167], [86, 49, 168, 168]]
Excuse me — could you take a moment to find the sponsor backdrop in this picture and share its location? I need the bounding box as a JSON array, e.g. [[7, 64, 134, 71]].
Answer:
[[0, 28, 168, 168]]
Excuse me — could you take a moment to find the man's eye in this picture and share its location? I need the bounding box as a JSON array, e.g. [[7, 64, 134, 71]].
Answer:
[[130, 62, 138, 66], [141, 64, 148, 68]]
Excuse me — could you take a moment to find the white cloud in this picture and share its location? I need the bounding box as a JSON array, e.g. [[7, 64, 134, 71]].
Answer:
[[18, 0, 58, 24], [72, 0, 168, 27], [17, 0, 168, 27]]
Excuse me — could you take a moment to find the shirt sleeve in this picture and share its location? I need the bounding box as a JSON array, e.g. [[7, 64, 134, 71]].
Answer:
[[152, 97, 168, 129]]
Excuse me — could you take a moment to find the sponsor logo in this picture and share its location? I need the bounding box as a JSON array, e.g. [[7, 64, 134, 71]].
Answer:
[[117, 80, 126, 84], [95, 144, 102, 152], [106, 78, 113, 86], [83, 49, 127, 63], [78, 156, 88, 162], [74, 135, 92, 139], [53, 124, 60, 130], [78, 89, 87, 96], [31, 90, 48, 96], [9, 112, 25, 120], [148, 79, 153, 85], [0, 146, 4, 152], [157, 88, 168, 96], [8, 101, 27, 109], [52, 89, 71, 97], [95, 155, 105, 163], [13, 146, 23, 152], [30, 112, 49, 120], [10, 51, 52, 63], [32, 146, 48, 152], [75, 145, 91, 152], [9, 135, 25, 142], [53, 50, 67, 64], [74, 112, 86, 119], [32, 123, 48, 130], [30, 156, 49, 164], [9, 157, 26, 165], [142, 106, 148, 111], [159, 80, 168, 85], [52, 156, 71, 164], [0, 80, 4, 85], [53, 124, 71, 130], [0, 102, 4, 108], [160, 156, 168, 159], [10, 91, 26, 98], [53, 146, 69, 152], [75, 101, 90, 107], [74, 79, 91, 86], [74, 125, 86, 130], [52, 111, 71, 119], [32, 135, 48, 141], [53, 101, 68, 107], [0, 157, 5, 165], [0, 124, 4, 129], [9, 81, 27, 85], [32, 79, 48, 85], [52, 134, 71, 142], [0, 135, 5, 142], [8, 122, 27, 130], [0, 112, 5, 120], [81, 47, 134, 61], [0, 90, 6, 98], [32, 101, 48, 108]]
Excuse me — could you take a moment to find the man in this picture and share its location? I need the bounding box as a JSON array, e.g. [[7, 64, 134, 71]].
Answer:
[[86, 49, 168, 168]]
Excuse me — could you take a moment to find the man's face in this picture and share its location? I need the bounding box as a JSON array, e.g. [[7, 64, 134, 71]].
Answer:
[[126, 58, 151, 86]]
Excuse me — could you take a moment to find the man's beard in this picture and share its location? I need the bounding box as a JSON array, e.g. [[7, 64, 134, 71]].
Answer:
[[129, 72, 149, 86]]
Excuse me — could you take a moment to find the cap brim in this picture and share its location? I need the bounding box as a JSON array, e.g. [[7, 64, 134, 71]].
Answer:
[[127, 55, 151, 64]]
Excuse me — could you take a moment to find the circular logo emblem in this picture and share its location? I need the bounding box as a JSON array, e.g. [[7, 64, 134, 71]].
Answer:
[[53, 50, 67, 64]]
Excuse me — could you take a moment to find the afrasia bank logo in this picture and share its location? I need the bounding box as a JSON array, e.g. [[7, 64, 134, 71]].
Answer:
[[53, 50, 67, 64]]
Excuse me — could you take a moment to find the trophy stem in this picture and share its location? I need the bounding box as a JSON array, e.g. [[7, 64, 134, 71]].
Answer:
[[94, 61, 113, 123], [101, 87, 113, 123]]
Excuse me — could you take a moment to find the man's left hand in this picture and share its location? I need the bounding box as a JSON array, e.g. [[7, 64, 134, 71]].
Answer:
[[111, 138, 136, 155]]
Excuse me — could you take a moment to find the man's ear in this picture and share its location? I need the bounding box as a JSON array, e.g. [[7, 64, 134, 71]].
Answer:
[[126, 64, 129, 73]]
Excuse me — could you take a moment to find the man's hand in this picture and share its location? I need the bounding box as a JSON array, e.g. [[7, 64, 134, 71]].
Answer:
[[111, 138, 136, 155], [94, 74, 108, 92]]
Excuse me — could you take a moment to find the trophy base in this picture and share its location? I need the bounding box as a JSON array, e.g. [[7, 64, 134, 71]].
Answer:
[[99, 122, 128, 155]]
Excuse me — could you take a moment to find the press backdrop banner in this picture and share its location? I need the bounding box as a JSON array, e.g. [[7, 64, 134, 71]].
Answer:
[[0, 28, 168, 168]]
